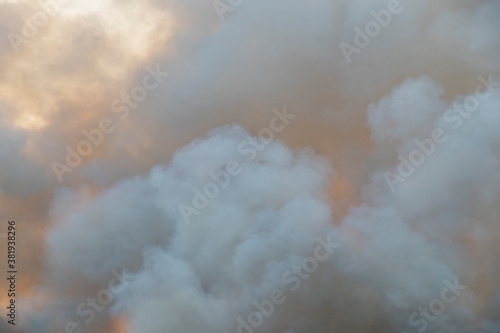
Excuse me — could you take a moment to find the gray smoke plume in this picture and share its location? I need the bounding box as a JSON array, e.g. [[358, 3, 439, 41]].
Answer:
[[0, 0, 499, 332]]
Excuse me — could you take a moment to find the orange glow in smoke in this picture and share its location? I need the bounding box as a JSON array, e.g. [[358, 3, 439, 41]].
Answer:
[[329, 174, 360, 223], [109, 317, 129, 333]]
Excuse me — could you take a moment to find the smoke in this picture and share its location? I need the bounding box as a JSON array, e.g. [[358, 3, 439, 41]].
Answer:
[[0, 0, 499, 332]]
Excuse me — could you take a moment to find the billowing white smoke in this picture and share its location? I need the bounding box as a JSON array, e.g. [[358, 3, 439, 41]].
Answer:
[[42, 125, 343, 332], [1, 0, 500, 332], [42, 96, 500, 332]]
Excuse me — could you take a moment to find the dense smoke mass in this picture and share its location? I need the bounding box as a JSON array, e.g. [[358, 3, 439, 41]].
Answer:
[[0, 0, 499, 332]]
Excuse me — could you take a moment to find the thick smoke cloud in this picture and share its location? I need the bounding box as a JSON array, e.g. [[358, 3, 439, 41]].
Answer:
[[0, 0, 499, 332]]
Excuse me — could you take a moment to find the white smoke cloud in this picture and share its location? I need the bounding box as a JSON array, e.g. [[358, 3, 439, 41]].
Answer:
[[0, 0, 499, 332]]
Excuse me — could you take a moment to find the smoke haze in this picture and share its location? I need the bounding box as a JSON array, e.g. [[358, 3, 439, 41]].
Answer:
[[0, 0, 499, 332]]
